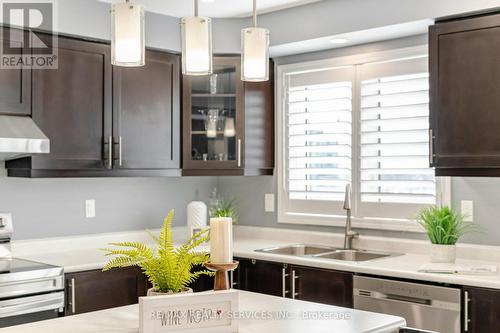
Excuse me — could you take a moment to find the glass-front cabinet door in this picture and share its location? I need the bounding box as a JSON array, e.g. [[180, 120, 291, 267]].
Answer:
[[183, 57, 244, 170]]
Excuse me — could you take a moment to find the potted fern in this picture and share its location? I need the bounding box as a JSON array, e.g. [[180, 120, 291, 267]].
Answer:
[[101, 210, 212, 295], [417, 206, 476, 263]]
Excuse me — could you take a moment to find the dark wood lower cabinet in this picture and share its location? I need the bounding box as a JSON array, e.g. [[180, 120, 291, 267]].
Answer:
[[63, 260, 352, 317], [291, 266, 353, 308], [65, 267, 147, 316], [189, 264, 215, 292], [238, 259, 353, 307], [463, 286, 500, 333], [240, 258, 288, 297]]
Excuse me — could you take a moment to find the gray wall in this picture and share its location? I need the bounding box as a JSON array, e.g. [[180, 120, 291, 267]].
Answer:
[[2, 176, 216, 240], [218, 35, 500, 247], [4, 1, 500, 244], [218, 176, 500, 246], [25, 0, 500, 54]]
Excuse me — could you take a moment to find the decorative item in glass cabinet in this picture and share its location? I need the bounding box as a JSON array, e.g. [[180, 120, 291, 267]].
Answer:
[[111, 0, 145, 67], [206, 109, 219, 138], [217, 109, 227, 132], [224, 117, 236, 137], [241, 0, 269, 81], [181, 0, 213, 75], [210, 74, 218, 94]]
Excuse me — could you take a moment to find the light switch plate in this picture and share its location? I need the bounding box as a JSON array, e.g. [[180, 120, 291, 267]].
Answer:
[[461, 200, 473, 222], [265, 193, 275, 212], [85, 199, 96, 218]]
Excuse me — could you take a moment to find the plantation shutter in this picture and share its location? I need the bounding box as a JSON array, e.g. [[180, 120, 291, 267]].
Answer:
[[282, 66, 355, 217], [358, 56, 435, 219]]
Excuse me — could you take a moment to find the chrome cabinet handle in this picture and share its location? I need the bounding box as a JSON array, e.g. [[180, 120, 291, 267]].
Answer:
[[282, 267, 290, 298], [230, 271, 237, 288], [291, 270, 299, 299], [104, 136, 113, 169], [68, 278, 76, 314], [464, 291, 470, 332], [429, 128, 435, 166], [237, 139, 242, 167], [114, 136, 123, 167]]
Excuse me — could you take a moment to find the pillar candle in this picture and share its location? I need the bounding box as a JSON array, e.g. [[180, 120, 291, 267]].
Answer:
[[210, 217, 233, 264]]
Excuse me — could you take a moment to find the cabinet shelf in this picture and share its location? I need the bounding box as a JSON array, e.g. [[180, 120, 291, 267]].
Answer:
[[192, 93, 236, 98], [192, 131, 228, 135]]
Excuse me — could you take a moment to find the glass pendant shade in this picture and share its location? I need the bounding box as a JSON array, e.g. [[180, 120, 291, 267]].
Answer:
[[241, 27, 269, 81], [111, 2, 145, 67], [181, 16, 213, 75]]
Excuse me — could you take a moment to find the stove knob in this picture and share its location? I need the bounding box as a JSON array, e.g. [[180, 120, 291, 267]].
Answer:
[[0, 218, 5, 228]]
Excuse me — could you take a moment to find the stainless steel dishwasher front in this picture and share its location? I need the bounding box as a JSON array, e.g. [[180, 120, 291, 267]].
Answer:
[[353, 275, 461, 333]]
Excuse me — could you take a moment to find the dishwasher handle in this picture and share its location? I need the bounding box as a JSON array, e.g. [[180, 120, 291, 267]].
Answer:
[[357, 289, 432, 306], [385, 293, 432, 306]]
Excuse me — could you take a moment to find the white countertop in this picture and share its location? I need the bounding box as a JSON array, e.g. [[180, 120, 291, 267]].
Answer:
[[0, 291, 406, 333], [10, 226, 500, 289]]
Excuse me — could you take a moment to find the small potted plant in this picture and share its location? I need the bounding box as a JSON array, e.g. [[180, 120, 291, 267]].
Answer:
[[417, 206, 476, 263], [210, 199, 238, 223], [101, 209, 212, 296]]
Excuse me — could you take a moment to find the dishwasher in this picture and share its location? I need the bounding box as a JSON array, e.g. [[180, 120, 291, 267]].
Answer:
[[353, 276, 461, 333]]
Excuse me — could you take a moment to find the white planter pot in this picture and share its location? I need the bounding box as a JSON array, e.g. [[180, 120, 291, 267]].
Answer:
[[430, 244, 456, 263], [147, 287, 193, 297]]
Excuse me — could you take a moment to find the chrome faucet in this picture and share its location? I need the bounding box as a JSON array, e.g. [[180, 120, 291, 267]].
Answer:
[[343, 184, 358, 250]]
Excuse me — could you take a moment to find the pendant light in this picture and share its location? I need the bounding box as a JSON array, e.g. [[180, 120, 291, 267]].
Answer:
[[181, 0, 213, 75], [111, 0, 145, 67], [241, 0, 269, 81]]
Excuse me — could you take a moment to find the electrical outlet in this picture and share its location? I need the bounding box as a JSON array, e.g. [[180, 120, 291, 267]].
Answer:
[[85, 199, 96, 218], [265, 193, 275, 212], [461, 200, 473, 222]]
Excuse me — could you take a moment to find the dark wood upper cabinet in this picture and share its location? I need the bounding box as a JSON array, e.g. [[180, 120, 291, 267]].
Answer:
[[6, 33, 181, 177], [6, 34, 112, 175], [113, 50, 180, 170], [4, 32, 274, 177], [291, 265, 353, 308], [430, 13, 500, 176], [463, 286, 500, 333], [182, 57, 274, 176], [243, 66, 275, 172], [0, 27, 31, 115], [65, 267, 147, 316]]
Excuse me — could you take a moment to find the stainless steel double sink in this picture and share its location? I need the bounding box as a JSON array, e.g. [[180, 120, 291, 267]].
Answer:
[[255, 244, 401, 262]]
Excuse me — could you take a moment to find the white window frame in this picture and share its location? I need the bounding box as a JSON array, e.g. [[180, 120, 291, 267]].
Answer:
[[276, 45, 451, 233]]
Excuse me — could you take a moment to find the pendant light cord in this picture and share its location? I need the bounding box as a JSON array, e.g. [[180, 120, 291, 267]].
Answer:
[[252, 0, 257, 27], [194, 0, 199, 17]]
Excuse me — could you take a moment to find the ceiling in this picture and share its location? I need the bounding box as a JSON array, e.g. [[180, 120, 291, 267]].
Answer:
[[270, 19, 433, 57], [99, 0, 322, 18]]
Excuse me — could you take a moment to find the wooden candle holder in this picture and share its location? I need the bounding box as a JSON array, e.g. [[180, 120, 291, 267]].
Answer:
[[205, 261, 239, 291]]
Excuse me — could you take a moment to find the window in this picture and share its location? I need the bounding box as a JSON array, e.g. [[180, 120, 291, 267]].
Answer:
[[277, 46, 450, 231], [288, 70, 353, 202]]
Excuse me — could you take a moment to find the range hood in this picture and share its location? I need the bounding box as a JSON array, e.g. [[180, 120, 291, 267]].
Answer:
[[0, 115, 50, 160]]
